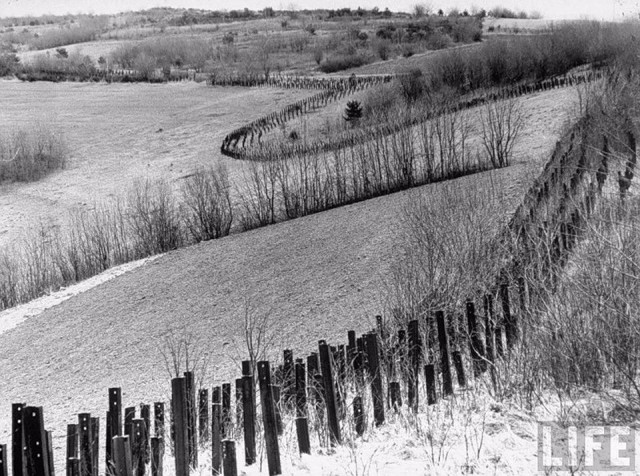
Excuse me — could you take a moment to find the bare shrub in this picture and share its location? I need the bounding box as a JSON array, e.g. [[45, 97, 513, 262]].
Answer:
[[133, 51, 157, 80], [432, 105, 473, 177], [236, 160, 280, 231], [20, 225, 59, 302], [127, 178, 183, 257], [160, 327, 212, 388], [319, 54, 370, 73], [0, 124, 68, 183], [362, 82, 399, 119], [312, 47, 323, 65], [480, 99, 524, 168], [63, 200, 131, 281], [396, 68, 427, 105], [233, 298, 279, 373], [513, 193, 640, 412], [389, 172, 509, 319], [371, 38, 391, 61], [181, 165, 233, 242]]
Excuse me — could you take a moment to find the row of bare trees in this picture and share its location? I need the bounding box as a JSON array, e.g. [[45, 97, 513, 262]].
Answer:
[[0, 166, 232, 309], [234, 98, 523, 229]]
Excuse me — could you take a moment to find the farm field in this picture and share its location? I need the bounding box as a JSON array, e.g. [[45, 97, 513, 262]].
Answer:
[[0, 80, 313, 248], [0, 81, 578, 251], [1, 6, 640, 476], [0, 82, 579, 471]]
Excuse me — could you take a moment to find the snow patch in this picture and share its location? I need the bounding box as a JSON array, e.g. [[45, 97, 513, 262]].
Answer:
[[0, 255, 160, 335]]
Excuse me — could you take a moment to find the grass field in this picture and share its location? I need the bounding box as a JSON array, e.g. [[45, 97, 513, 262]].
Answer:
[[0, 80, 313, 249], [0, 82, 579, 471]]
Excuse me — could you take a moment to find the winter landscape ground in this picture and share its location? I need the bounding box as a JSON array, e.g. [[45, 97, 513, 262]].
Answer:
[[0, 5, 639, 476]]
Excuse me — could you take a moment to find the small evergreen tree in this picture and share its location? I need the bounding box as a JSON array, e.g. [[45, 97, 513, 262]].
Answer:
[[344, 100, 363, 123]]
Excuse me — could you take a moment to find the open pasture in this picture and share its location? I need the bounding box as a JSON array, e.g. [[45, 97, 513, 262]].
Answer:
[[0, 80, 312, 248]]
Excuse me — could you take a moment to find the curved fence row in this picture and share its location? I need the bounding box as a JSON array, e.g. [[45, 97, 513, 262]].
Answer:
[[17, 67, 203, 84], [496, 92, 636, 315], [209, 72, 394, 89], [220, 75, 391, 157], [224, 66, 607, 161]]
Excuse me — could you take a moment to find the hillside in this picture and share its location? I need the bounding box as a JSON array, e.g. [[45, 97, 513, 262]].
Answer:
[[0, 83, 578, 472]]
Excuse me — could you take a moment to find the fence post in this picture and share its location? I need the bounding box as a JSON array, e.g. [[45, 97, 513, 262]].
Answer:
[[171, 378, 189, 476], [112, 436, 132, 476], [407, 320, 420, 411], [150, 438, 162, 476], [131, 420, 146, 476], [424, 364, 437, 405], [283, 349, 294, 408], [211, 401, 221, 476], [183, 372, 197, 469], [24, 407, 50, 476], [466, 301, 486, 376], [234, 380, 243, 437], [306, 353, 323, 430], [222, 441, 237, 476], [13, 403, 26, 476], [90, 418, 99, 476], [0, 444, 8, 476], [198, 390, 209, 443], [294, 359, 310, 454], [435, 311, 454, 396], [140, 406, 150, 463], [257, 361, 282, 476], [241, 361, 256, 466], [270, 385, 283, 436], [389, 382, 402, 412], [501, 283, 517, 349], [483, 295, 496, 364], [66, 424, 78, 476], [46, 431, 55, 476], [318, 340, 341, 445], [397, 329, 407, 396], [365, 333, 385, 427], [222, 383, 232, 438], [452, 350, 466, 387], [495, 326, 505, 358], [78, 413, 92, 476], [347, 331, 357, 368], [106, 412, 112, 475], [153, 404, 164, 441], [353, 397, 365, 436], [124, 408, 135, 438], [150, 438, 163, 476], [107, 388, 122, 473]]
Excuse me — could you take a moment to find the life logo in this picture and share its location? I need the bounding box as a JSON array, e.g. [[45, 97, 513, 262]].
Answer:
[[538, 422, 638, 472]]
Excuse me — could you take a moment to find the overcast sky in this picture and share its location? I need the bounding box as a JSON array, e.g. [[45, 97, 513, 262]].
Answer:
[[0, 0, 637, 20]]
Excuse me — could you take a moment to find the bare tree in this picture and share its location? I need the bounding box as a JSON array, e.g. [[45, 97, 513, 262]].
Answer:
[[181, 165, 233, 242], [480, 98, 524, 168], [412, 2, 433, 18], [159, 327, 212, 389]]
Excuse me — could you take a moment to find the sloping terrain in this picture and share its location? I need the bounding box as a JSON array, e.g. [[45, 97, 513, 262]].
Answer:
[[0, 85, 579, 472], [0, 80, 312, 248]]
